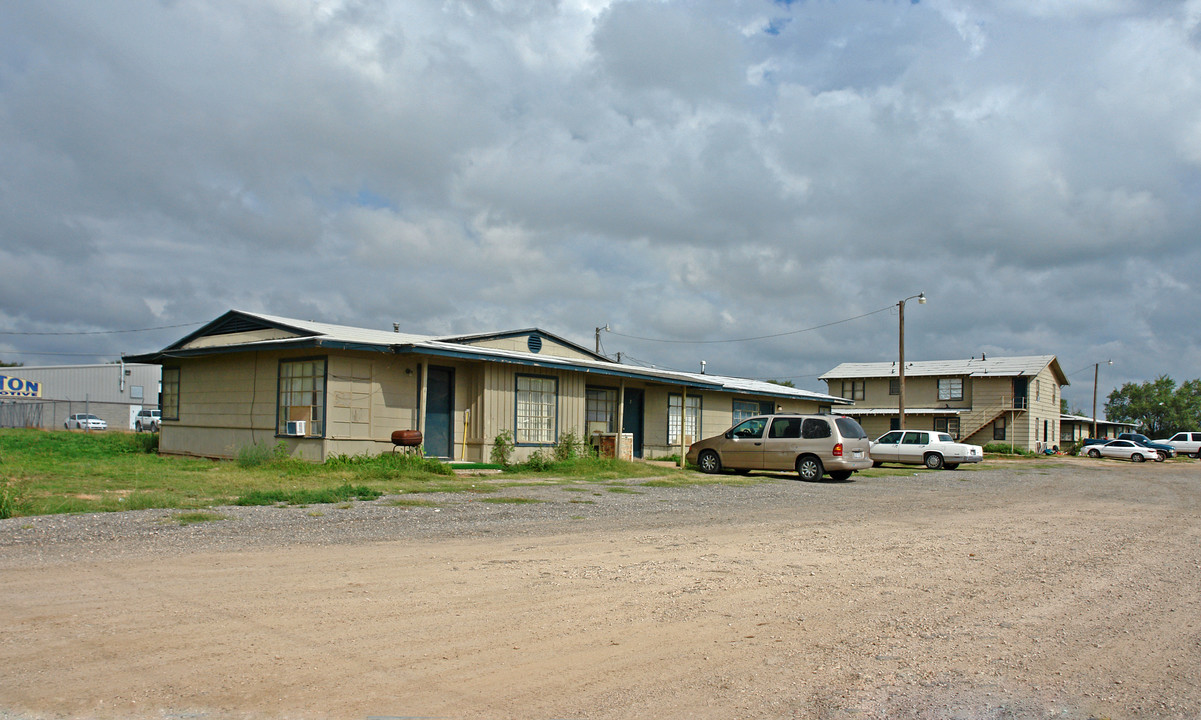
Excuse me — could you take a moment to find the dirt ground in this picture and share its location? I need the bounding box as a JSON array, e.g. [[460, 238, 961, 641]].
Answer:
[[2, 457, 1200, 720]]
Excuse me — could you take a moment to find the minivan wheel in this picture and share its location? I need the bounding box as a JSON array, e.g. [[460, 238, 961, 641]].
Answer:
[[924, 453, 944, 470], [697, 450, 722, 474], [796, 456, 824, 481]]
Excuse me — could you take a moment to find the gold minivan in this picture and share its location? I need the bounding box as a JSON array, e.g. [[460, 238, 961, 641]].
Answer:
[[686, 414, 872, 481]]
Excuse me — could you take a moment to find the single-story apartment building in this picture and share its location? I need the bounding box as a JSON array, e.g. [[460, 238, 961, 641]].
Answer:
[[125, 310, 851, 463], [819, 355, 1068, 452], [1060, 414, 1136, 443]]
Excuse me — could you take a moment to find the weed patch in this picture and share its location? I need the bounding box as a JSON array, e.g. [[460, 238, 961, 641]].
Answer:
[[234, 484, 382, 507], [171, 511, 226, 525]]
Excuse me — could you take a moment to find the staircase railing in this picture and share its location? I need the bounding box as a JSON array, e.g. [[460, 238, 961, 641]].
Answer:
[[959, 396, 1027, 440]]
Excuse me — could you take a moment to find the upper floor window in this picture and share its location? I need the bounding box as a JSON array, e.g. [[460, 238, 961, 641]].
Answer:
[[889, 378, 900, 396], [841, 380, 865, 401], [937, 378, 964, 401]]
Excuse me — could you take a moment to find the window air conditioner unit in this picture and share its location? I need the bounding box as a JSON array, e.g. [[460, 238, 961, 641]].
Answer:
[[285, 420, 306, 436]]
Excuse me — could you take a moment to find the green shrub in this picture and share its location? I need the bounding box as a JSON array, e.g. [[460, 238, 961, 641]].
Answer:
[[982, 443, 1038, 457], [324, 450, 453, 477], [521, 448, 554, 471], [553, 430, 586, 462], [491, 430, 515, 466]]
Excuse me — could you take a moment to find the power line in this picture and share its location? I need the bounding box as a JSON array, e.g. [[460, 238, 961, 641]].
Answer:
[[0, 321, 204, 337], [605, 304, 896, 344]]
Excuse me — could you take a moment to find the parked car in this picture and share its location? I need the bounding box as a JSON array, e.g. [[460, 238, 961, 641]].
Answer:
[[1123, 438, 1173, 461], [870, 430, 983, 470], [64, 413, 107, 431], [134, 409, 161, 432], [686, 414, 872, 481], [1117, 433, 1175, 459], [1153, 432, 1201, 459], [1082, 439, 1162, 462]]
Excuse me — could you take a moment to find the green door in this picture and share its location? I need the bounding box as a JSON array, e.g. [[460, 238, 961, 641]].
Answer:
[[424, 366, 454, 459]]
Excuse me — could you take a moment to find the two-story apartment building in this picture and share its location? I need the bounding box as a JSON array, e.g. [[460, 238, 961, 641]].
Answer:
[[820, 355, 1068, 452]]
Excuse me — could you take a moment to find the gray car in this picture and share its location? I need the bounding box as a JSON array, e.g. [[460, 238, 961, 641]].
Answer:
[[686, 414, 872, 481]]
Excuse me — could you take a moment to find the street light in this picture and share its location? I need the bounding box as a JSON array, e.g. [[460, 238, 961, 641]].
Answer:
[[1091, 359, 1112, 439], [897, 292, 927, 431]]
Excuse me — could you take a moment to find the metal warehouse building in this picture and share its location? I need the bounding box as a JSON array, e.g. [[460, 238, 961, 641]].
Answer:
[[0, 363, 161, 431]]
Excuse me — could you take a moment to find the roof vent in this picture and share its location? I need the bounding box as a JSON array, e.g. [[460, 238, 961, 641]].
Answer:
[[393, 323, 400, 333], [527, 335, 542, 353]]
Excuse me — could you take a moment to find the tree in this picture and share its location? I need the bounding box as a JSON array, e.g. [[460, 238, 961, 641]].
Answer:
[[1104, 375, 1201, 437], [0, 360, 23, 367], [767, 379, 796, 388]]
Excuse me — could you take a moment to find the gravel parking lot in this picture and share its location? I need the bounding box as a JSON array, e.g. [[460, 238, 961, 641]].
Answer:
[[2, 457, 1199, 719]]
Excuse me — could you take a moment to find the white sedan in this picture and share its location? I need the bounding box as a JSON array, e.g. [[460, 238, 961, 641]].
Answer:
[[65, 413, 108, 431], [870, 430, 984, 470], [1082, 439, 1163, 463]]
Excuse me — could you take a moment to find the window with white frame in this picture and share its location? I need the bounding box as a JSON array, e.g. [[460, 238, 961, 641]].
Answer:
[[585, 387, 617, 433], [516, 375, 557, 444], [278, 358, 326, 436], [668, 393, 701, 445], [937, 377, 964, 401]]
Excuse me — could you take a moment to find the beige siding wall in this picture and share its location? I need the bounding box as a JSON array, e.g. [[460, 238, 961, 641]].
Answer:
[[159, 351, 326, 461], [161, 348, 850, 463], [478, 364, 588, 463], [460, 336, 596, 361]]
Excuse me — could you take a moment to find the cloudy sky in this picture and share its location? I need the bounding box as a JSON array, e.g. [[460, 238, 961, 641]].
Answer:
[[2, 0, 1199, 409]]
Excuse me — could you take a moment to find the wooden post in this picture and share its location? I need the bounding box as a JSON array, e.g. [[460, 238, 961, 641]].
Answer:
[[616, 381, 626, 461], [678, 387, 687, 468]]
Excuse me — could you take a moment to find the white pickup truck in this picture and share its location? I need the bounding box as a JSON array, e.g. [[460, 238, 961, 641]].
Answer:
[[1154, 432, 1201, 459]]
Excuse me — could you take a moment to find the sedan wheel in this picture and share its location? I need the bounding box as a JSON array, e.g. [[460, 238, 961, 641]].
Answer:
[[924, 453, 944, 470], [796, 456, 824, 481], [1132, 453, 1146, 463], [697, 450, 722, 474], [1087, 449, 1101, 458]]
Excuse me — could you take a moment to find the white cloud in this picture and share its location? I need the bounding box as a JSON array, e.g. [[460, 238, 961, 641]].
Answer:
[[0, 0, 1198, 396]]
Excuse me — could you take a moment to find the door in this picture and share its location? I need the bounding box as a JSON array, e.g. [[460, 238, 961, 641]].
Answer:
[[761, 416, 802, 470], [723, 417, 769, 470], [424, 366, 454, 459], [622, 389, 645, 458], [1013, 377, 1028, 409], [872, 430, 903, 462], [898, 431, 929, 463]]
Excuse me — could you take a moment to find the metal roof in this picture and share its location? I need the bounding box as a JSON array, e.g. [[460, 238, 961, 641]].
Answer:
[[126, 309, 849, 404], [820, 355, 1067, 385]]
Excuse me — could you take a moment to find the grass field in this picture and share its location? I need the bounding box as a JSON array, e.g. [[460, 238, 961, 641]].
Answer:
[[0, 428, 698, 518]]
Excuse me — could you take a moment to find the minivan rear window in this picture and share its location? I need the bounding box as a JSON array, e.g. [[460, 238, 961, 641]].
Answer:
[[835, 417, 868, 439]]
